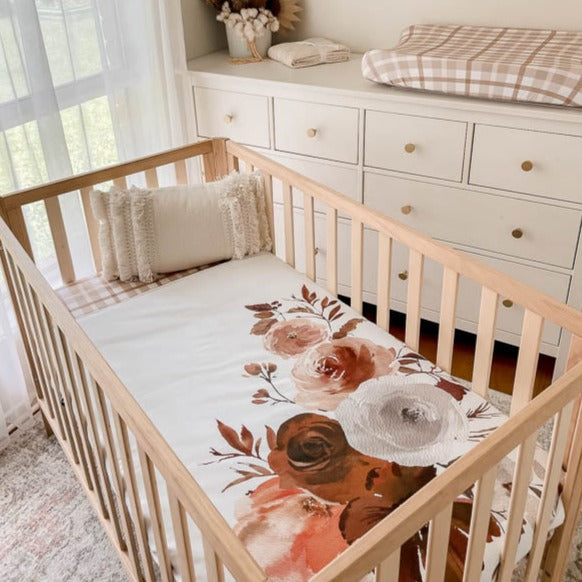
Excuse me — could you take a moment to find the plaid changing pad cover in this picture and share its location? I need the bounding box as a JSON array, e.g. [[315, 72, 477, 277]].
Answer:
[[362, 24, 582, 106]]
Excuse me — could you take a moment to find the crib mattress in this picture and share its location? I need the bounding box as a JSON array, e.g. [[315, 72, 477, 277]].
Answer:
[[79, 253, 562, 581], [362, 24, 582, 107]]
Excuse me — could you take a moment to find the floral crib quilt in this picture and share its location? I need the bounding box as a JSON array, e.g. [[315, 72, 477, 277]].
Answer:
[[79, 253, 561, 582]]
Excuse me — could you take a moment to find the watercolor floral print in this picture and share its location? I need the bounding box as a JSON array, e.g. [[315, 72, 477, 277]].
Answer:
[[205, 285, 516, 581]]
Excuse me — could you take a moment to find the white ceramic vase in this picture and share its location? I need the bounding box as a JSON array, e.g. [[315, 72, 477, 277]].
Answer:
[[226, 26, 272, 59]]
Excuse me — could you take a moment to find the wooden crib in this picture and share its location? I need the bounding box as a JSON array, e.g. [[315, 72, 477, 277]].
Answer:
[[0, 137, 581, 582]]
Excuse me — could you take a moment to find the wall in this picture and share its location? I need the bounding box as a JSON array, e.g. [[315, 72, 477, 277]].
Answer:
[[284, 0, 582, 52], [181, 0, 225, 61]]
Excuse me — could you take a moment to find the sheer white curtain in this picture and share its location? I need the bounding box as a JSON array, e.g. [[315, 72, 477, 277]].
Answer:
[[0, 0, 188, 445]]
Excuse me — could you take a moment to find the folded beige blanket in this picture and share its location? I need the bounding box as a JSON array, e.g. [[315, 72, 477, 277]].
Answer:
[[267, 37, 350, 68]]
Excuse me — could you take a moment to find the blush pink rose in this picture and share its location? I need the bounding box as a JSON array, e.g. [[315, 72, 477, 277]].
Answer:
[[234, 477, 348, 580], [264, 319, 328, 358], [291, 337, 398, 411]]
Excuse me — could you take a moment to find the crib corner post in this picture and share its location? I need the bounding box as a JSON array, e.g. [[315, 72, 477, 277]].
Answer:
[[211, 138, 230, 179]]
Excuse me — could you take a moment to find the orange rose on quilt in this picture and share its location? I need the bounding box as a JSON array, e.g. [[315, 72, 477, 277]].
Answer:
[[291, 337, 398, 410], [233, 477, 348, 580], [263, 318, 329, 358], [268, 413, 435, 504]]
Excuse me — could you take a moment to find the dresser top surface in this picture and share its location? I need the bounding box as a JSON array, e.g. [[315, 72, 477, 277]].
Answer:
[[186, 50, 582, 124]]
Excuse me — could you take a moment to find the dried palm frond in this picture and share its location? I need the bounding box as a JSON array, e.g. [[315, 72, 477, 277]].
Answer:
[[277, 0, 302, 31]]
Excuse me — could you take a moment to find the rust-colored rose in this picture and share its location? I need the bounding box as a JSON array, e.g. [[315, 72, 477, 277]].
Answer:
[[291, 338, 398, 410], [264, 319, 328, 358], [268, 413, 435, 505]]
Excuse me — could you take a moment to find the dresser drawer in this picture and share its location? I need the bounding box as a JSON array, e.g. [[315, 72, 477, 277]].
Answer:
[[194, 87, 270, 148], [364, 173, 581, 269], [470, 125, 582, 203], [364, 111, 467, 182], [274, 98, 359, 163], [268, 153, 360, 214]]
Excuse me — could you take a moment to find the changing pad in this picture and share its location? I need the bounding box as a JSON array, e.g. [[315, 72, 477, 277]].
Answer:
[[80, 253, 563, 581], [362, 24, 582, 107]]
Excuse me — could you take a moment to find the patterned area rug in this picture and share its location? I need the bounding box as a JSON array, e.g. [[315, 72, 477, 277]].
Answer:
[[1, 402, 580, 582]]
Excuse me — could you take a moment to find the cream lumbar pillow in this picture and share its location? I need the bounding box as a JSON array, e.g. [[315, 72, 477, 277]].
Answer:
[[90, 172, 272, 283]]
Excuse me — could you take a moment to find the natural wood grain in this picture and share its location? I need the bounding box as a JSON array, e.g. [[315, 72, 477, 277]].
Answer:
[[376, 233, 392, 331], [44, 197, 75, 283], [80, 187, 102, 273], [326, 207, 338, 296], [350, 219, 364, 314], [472, 288, 499, 398], [282, 182, 295, 268], [436, 267, 459, 373], [375, 550, 400, 582], [304, 193, 316, 281], [425, 503, 453, 582], [169, 491, 196, 582], [405, 249, 424, 351], [261, 172, 276, 254]]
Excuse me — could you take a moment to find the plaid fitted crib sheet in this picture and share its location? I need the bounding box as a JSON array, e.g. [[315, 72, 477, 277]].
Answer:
[[362, 24, 582, 106]]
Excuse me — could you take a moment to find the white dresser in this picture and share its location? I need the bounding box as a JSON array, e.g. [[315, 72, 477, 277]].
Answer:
[[186, 51, 582, 363]]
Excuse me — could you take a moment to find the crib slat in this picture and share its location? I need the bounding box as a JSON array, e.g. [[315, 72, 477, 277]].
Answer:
[[175, 159, 188, 184], [304, 193, 316, 281], [282, 182, 295, 268], [496, 433, 538, 582], [436, 268, 459, 373], [60, 339, 108, 518], [472, 288, 499, 398], [7, 206, 33, 257], [261, 171, 276, 254], [326, 207, 338, 296], [35, 302, 80, 465], [144, 168, 160, 188], [510, 310, 544, 414], [113, 413, 157, 582], [169, 491, 196, 582], [51, 326, 93, 489], [227, 152, 239, 172], [93, 381, 141, 572], [203, 537, 226, 582], [351, 219, 364, 314], [80, 186, 102, 273], [376, 233, 392, 331], [73, 355, 124, 543], [524, 402, 574, 582], [44, 197, 75, 283], [425, 503, 453, 581], [113, 177, 128, 189], [3, 254, 54, 420], [462, 467, 498, 582], [405, 249, 424, 351], [139, 448, 173, 582], [375, 549, 400, 582]]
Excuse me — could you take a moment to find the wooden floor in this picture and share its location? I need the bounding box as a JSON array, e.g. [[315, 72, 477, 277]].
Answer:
[[356, 301, 555, 397]]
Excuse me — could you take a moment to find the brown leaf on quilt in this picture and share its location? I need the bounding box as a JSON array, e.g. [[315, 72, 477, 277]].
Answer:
[[332, 318, 364, 340], [254, 311, 274, 319], [216, 420, 252, 455], [240, 425, 254, 454], [435, 377, 467, 401], [245, 302, 275, 312], [287, 306, 313, 314], [268, 413, 434, 505], [251, 318, 277, 335]]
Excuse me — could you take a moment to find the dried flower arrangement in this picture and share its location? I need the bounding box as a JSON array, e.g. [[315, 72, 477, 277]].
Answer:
[[204, 0, 302, 63]]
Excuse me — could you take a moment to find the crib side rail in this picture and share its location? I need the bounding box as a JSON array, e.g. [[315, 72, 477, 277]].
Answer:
[[0, 139, 224, 284], [0, 148, 265, 582], [227, 140, 582, 581]]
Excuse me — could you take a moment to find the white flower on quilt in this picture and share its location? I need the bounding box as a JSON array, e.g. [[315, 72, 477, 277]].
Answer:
[[335, 375, 469, 466]]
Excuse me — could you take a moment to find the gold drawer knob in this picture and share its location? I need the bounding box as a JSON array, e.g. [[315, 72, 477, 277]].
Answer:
[[521, 160, 534, 172], [224, 114, 234, 124], [512, 228, 524, 239], [314, 247, 319, 256], [306, 128, 317, 138], [398, 270, 409, 281], [502, 299, 514, 308], [401, 205, 412, 215], [404, 143, 416, 154]]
